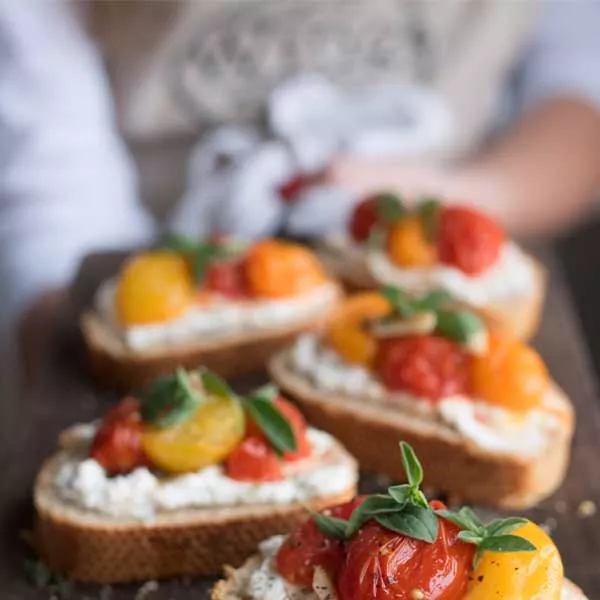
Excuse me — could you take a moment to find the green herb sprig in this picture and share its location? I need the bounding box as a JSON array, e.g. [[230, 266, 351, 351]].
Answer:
[[313, 442, 439, 543], [435, 507, 536, 566]]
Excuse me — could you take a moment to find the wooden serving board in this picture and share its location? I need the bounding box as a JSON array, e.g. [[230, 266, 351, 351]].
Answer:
[[1, 248, 599, 600]]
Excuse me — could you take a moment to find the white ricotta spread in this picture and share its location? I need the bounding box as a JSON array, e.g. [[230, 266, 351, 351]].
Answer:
[[289, 334, 561, 457], [54, 427, 356, 521], [96, 280, 338, 351], [325, 233, 534, 307]]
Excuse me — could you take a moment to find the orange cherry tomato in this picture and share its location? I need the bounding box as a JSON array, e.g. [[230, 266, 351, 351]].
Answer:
[[90, 398, 149, 476], [245, 240, 328, 299], [374, 335, 473, 401], [276, 498, 364, 588], [116, 252, 194, 326], [338, 501, 474, 600], [437, 207, 505, 276], [349, 197, 379, 242], [225, 436, 284, 482], [386, 215, 437, 268], [472, 334, 549, 412], [327, 293, 391, 366]]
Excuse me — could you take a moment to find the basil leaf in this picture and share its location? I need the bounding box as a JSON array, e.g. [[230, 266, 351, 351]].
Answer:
[[158, 234, 200, 253], [400, 441, 423, 487], [311, 512, 349, 540], [412, 489, 429, 509], [457, 531, 483, 545], [201, 371, 233, 398], [346, 495, 402, 537], [252, 384, 279, 401], [436, 507, 485, 534], [375, 193, 406, 224], [436, 310, 484, 344], [478, 535, 537, 553], [375, 504, 439, 543], [418, 198, 441, 240], [457, 506, 485, 532], [381, 285, 415, 317], [485, 517, 529, 537], [242, 395, 297, 455], [387, 484, 412, 505], [414, 290, 452, 312]]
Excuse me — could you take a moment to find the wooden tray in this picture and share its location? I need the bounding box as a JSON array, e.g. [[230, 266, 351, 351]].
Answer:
[[2, 248, 599, 599]]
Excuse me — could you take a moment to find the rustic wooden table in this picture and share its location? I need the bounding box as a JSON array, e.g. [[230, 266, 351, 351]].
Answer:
[[2, 248, 599, 599]]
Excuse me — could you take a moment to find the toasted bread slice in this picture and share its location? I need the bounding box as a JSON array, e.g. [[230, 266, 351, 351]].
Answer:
[[34, 446, 357, 583], [318, 242, 546, 341], [269, 353, 574, 510], [211, 556, 587, 600], [81, 285, 342, 390]]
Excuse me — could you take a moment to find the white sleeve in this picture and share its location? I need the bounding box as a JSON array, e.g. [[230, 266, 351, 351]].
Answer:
[[0, 0, 155, 319], [517, 1, 600, 111]]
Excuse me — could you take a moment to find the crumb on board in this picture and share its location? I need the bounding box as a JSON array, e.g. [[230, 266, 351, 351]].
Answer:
[[135, 581, 159, 600], [577, 500, 597, 518], [554, 500, 567, 515]]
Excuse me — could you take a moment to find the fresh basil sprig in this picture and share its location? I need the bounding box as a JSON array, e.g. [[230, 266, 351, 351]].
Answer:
[[436, 506, 536, 566], [417, 197, 442, 240], [141, 367, 203, 428], [314, 442, 439, 543], [375, 193, 406, 224], [436, 310, 485, 344]]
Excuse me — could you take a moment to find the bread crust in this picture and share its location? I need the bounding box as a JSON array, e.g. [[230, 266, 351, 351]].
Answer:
[[318, 244, 546, 341], [34, 451, 357, 583], [269, 354, 574, 510], [81, 285, 343, 390]]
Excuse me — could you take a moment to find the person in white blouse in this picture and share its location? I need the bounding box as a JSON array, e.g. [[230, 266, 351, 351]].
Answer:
[[2, 0, 600, 382]]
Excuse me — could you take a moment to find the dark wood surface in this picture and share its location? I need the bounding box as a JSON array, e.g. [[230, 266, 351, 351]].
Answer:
[[2, 247, 600, 600]]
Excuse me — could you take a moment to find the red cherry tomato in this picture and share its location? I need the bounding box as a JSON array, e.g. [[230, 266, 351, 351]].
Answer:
[[246, 397, 312, 462], [437, 207, 505, 276], [375, 335, 473, 401], [225, 436, 284, 482], [338, 501, 474, 600], [276, 498, 364, 588], [205, 259, 248, 299], [90, 399, 148, 476], [349, 197, 378, 242]]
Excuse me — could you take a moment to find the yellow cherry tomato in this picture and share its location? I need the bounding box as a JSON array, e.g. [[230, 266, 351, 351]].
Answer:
[[472, 334, 549, 412], [116, 252, 195, 326], [327, 293, 391, 366], [387, 215, 437, 268], [245, 240, 328, 299], [465, 521, 563, 600], [142, 394, 245, 474]]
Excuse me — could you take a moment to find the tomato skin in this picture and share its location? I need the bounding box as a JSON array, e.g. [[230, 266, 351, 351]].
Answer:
[[349, 197, 378, 242], [90, 399, 148, 476], [437, 207, 505, 276], [375, 335, 473, 401], [338, 503, 474, 600], [276, 498, 364, 588], [225, 436, 284, 482], [278, 171, 327, 203], [205, 259, 249, 299]]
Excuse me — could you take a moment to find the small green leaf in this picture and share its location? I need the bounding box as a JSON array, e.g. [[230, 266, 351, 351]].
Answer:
[[436, 310, 484, 344], [242, 395, 297, 455], [414, 290, 452, 312], [485, 517, 529, 537], [418, 197, 441, 240], [478, 535, 537, 553], [387, 484, 412, 505], [436, 507, 485, 534], [201, 371, 233, 398], [412, 489, 429, 509], [457, 530, 483, 545], [252, 384, 279, 401], [375, 193, 406, 223], [158, 234, 199, 253], [381, 285, 415, 317], [346, 495, 402, 537], [400, 441, 423, 487], [375, 504, 439, 543], [310, 511, 349, 540]]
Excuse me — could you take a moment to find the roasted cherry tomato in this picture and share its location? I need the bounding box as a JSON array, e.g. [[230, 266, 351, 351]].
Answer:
[[276, 498, 364, 588], [349, 197, 378, 242], [464, 521, 562, 600], [328, 293, 391, 366], [278, 171, 326, 203], [437, 207, 505, 276], [205, 259, 248, 299], [245, 240, 328, 299], [116, 252, 194, 326], [246, 397, 312, 462], [387, 215, 437, 268], [472, 334, 549, 412], [375, 335, 473, 401], [338, 501, 474, 600], [225, 436, 284, 482], [90, 399, 148, 476]]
